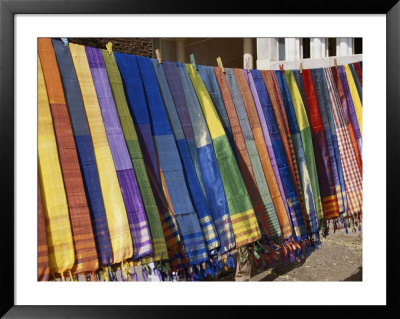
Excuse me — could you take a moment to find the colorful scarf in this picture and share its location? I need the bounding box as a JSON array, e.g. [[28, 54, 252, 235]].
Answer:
[[177, 62, 236, 254], [38, 39, 98, 275], [136, 56, 208, 265], [37, 181, 50, 281], [38, 56, 75, 277], [324, 68, 363, 217], [69, 43, 133, 264], [344, 65, 363, 135], [187, 64, 261, 247], [52, 39, 113, 267], [101, 49, 168, 262], [230, 68, 286, 240], [86, 46, 153, 261], [349, 64, 362, 103], [261, 70, 309, 239], [299, 69, 339, 220], [157, 60, 220, 254]]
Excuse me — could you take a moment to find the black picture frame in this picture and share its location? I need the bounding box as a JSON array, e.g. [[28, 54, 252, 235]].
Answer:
[[1, 0, 398, 317]]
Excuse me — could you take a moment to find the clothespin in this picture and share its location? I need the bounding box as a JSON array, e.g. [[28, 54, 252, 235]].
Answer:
[[190, 53, 197, 71], [334, 58, 337, 67], [299, 62, 303, 74], [279, 64, 284, 74], [60, 38, 68, 47], [216, 56, 225, 73], [106, 42, 113, 55], [245, 56, 250, 73], [155, 49, 162, 64]]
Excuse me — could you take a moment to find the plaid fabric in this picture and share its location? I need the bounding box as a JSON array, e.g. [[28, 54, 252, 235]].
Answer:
[[38, 39, 98, 275], [344, 65, 362, 136], [187, 64, 261, 248], [69, 43, 133, 264], [52, 39, 113, 266], [86, 46, 153, 261], [299, 69, 340, 220], [177, 63, 236, 254], [353, 62, 363, 86], [324, 68, 363, 216], [101, 50, 168, 262], [38, 57, 75, 275], [330, 67, 363, 174], [261, 70, 309, 239], [338, 66, 362, 155], [349, 64, 362, 103], [228, 68, 285, 240], [38, 181, 49, 281], [158, 60, 220, 253], [136, 56, 208, 265], [284, 70, 323, 230]]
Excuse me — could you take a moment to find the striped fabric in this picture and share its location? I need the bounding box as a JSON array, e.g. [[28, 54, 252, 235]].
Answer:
[[344, 65, 362, 135], [38, 57, 75, 276], [86, 46, 153, 261], [38, 181, 49, 281], [52, 39, 113, 266], [338, 66, 362, 155], [101, 50, 168, 262], [136, 56, 208, 265], [156, 60, 220, 253], [69, 43, 133, 264], [261, 70, 309, 239], [324, 68, 363, 216], [187, 64, 261, 247], [310, 68, 348, 216], [330, 67, 363, 174], [299, 69, 339, 220], [349, 64, 362, 103], [38, 39, 98, 275], [177, 62, 236, 254], [353, 62, 363, 86], [229, 68, 285, 240], [284, 70, 323, 231]]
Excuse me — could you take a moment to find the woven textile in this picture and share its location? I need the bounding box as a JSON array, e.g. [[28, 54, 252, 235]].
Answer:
[[284, 70, 323, 230], [52, 39, 113, 266], [261, 70, 309, 239], [344, 65, 363, 136], [37, 181, 50, 281], [299, 69, 339, 220], [157, 60, 220, 253], [136, 56, 208, 264], [349, 64, 362, 103], [101, 50, 168, 262], [230, 68, 286, 240], [38, 39, 98, 275], [251, 69, 307, 239], [187, 64, 261, 247], [353, 62, 363, 86], [177, 63, 236, 254], [69, 43, 133, 264], [86, 46, 153, 261], [38, 57, 75, 275], [324, 68, 363, 216]]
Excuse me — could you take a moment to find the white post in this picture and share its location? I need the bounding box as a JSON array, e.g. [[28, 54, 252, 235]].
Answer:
[[243, 38, 254, 69], [338, 37, 353, 56], [256, 38, 279, 69], [311, 37, 322, 59], [285, 38, 298, 61]]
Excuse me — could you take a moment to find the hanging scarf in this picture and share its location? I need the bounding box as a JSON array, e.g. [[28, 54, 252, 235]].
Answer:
[[52, 39, 113, 267], [230, 68, 286, 240], [310, 68, 348, 217], [324, 68, 363, 217], [38, 57, 75, 277], [353, 62, 363, 86], [86, 46, 153, 261], [261, 70, 309, 240], [198, 65, 237, 158], [251, 69, 307, 240], [38, 39, 98, 275], [154, 60, 220, 254], [349, 64, 362, 103], [298, 69, 339, 220], [187, 64, 261, 247], [136, 56, 208, 265], [37, 181, 49, 281], [101, 49, 168, 262], [330, 66, 363, 174], [344, 65, 363, 135], [338, 65, 362, 154], [69, 43, 133, 264], [176, 63, 236, 254]]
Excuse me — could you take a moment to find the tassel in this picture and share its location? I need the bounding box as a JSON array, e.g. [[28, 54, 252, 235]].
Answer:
[[227, 253, 235, 269], [68, 269, 74, 281], [132, 267, 139, 281], [154, 268, 162, 281], [141, 265, 148, 282], [60, 272, 65, 282], [119, 266, 125, 281]]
